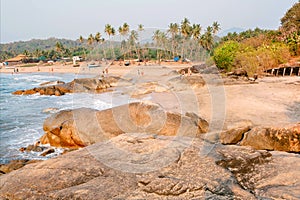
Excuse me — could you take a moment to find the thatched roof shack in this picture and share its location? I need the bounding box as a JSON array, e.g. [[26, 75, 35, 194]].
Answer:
[[5, 54, 28, 65]]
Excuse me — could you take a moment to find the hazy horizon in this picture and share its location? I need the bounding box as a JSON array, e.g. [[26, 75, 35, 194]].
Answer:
[[1, 0, 298, 44]]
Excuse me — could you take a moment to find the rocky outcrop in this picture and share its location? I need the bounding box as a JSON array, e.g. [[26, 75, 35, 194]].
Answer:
[[0, 133, 299, 199], [167, 75, 206, 90], [40, 102, 209, 148], [240, 123, 300, 152], [220, 120, 253, 144], [12, 76, 131, 96]]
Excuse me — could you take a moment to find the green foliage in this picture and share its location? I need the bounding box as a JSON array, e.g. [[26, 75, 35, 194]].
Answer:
[[281, 2, 300, 34], [213, 41, 240, 71], [214, 40, 291, 75]]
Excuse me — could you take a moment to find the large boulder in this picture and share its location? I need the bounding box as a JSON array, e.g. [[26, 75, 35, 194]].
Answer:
[[240, 123, 300, 152], [0, 133, 299, 199], [40, 102, 209, 148]]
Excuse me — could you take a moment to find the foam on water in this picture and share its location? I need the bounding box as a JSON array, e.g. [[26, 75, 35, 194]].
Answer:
[[0, 73, 130, 164]]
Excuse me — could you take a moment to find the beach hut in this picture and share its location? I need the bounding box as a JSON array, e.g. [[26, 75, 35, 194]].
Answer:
[[5, 54, 28, 65]]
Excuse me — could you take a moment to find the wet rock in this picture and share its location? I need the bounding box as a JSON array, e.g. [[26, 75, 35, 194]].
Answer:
[[240, 123, 300, 152], [40, 148, 55, 156], [23, 89, 37, 95], [42, 108, 59, 114], [13, 76, 131, 96], [39, 89, 45, 95], [54, 90, 62, 96], [45, 87, 56, 96], [12, 90, 24, 95]]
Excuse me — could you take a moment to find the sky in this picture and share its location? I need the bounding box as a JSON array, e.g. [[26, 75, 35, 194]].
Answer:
[[0, 0, 298, 43]]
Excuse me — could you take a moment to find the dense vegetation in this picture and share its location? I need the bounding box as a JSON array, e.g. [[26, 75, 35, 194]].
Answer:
[[213, 1, 300, 75], [0, 38, 88, 61]]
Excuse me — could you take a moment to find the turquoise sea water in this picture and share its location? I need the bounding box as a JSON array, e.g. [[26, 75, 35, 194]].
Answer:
[[0, 73, 135, 164]]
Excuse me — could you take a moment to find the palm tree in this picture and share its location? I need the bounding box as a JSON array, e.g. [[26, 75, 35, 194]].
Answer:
[[181, 18, 191, 38], [79, 35, 84, 44], [152, 30, 168, 63], [200, 26, 214, 52], [95, 32, 102, 43], [137, 24, 144, 59], [192, 24, 201, 40], [138, 24, 144, 32], [181, 18, 192, 59], [168, 23, 180, 57], [87, 34, 94, 45], [122, 23, 130, 59], [55, 42, 64, 58], [212, 21, 221, 35], [189, 24, 202, 59], [129, 30, 139, 59], [119, 23, 130, 60], [104, 24, 116, 58]]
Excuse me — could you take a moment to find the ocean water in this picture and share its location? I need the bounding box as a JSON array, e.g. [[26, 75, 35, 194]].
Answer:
[[0, 73, 136, 164]]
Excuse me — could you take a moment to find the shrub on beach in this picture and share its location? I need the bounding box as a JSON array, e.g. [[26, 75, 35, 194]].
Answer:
[[213, 41, 240, 72], [213, 40, 291, 75]]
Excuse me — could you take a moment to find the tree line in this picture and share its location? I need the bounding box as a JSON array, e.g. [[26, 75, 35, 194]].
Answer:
[[79, 18, 220, 62]]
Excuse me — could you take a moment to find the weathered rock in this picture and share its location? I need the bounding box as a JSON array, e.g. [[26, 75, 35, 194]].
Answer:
[[0, 160, 41, 175], [23, 144, 45, 152], [220, 120, 253, 144], [1, 134, 299, 199], [45, 87, 56, 96], [40, 148, 55, 156], [13, 76, 131, 96], [228, 69, 248, 77], [240, 123, 300, 152], [12, 90, 24, 95], [40, 102, 208, 148], [40, 80, 65, 86], [54, 90, 62, 96], [39, 89, 45, 95], [168, 75, 206, 90], [23, 89, 36, 95]]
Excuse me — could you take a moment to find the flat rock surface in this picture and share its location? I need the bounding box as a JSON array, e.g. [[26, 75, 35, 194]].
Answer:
[[1, 133, 299, 199]]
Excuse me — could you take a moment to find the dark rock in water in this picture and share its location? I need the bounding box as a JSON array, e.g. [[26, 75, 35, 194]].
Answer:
[[0, 133, 299, 199], [40, 148, 55, 156], [23, 89, 36, 95], [12, 76, 130, 96], [54, 90, 62, 96], [20, 143, 47, 152], [12, 90, 24, 95], [240, 123, 300, 152], [40, 102, 208, 149], [45, 87, 56, 96]]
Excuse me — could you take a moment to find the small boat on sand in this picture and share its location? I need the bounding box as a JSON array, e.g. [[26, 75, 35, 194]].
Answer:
[[88, 63, 100, 69]]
